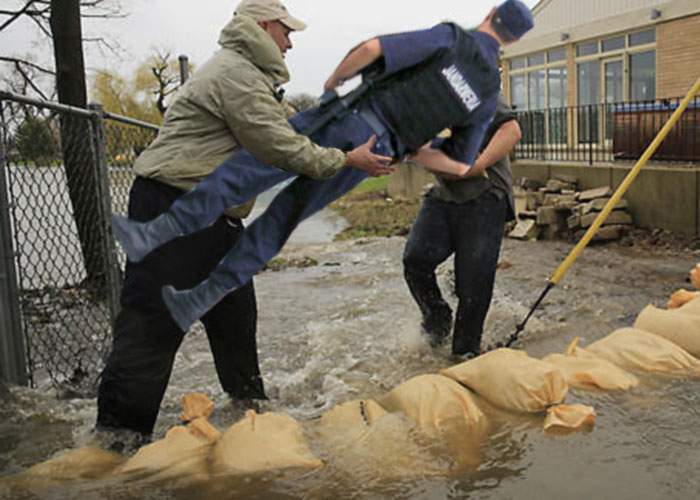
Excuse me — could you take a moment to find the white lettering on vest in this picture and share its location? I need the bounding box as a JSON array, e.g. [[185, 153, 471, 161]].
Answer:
[[441, 65, 481, 112]]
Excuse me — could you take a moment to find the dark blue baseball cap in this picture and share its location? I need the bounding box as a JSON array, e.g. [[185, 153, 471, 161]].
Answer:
[[495, 0, 534, 40]]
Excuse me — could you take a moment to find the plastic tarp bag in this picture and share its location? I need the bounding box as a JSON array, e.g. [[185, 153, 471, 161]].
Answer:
[[116, 425, 214, 484], [586, 327, 700, 376], [634, 301, 700, 357], [544, 404, 596, 431], [440, 349, 568, 413], [211, 410, 322, 475], [316, 399, 447, 477], [543, 338, 639, 391], [377, 374, 486, 435]]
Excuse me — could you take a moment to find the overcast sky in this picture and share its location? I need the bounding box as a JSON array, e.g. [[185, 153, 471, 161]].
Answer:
[[2, 0, 538, 97]]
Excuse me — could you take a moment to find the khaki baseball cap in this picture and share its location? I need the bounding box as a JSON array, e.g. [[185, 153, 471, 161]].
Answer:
[[234, 0, 307, 31]]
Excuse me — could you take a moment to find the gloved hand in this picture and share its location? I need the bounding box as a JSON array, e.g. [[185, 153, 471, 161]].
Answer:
[[319, 89, 339, 109]]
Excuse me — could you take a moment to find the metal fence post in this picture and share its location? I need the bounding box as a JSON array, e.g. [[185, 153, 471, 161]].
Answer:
[[179, 55, 189, 85], [88, 103, 122, 326], [0, 100, 28, 385]]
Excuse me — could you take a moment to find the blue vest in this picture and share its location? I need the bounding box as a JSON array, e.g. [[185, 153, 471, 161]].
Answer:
[[367, 25, 501, 152]]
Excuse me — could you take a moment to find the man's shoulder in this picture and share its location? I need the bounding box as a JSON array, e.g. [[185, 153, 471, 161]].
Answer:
[[197, 49, 260, 79], [190, 49, 272, 97]]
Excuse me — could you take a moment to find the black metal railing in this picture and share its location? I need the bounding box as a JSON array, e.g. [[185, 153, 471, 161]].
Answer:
[[514, 95, 700, 164]]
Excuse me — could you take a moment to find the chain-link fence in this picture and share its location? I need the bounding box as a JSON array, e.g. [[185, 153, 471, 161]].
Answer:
[[0, 91, 157, 396]]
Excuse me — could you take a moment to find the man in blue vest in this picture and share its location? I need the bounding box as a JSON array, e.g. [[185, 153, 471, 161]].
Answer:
[[112, 0, 534, 334]]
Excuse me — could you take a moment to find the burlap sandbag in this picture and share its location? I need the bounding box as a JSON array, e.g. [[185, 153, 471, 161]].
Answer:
[[677, 294, 700, 316], [19, 447, 124, 482], [440, 349, 568, 413], [211, 411, 322, 475], [316, 399, 447, 477], [587, 327, 700, 375], [116, 426, 214, 483], [667, 290, 700, 309], [377, 374, 486, 435], [544, 404, 596, 431], [543, 338, 639, 391], [634, 303, 700, 357]]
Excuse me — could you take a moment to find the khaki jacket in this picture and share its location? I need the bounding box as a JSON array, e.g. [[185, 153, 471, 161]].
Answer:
[[133, 14, 347, 218]]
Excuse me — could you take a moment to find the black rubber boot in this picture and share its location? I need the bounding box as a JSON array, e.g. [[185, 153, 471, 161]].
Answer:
[[421, 305, 453, 348], [162, 279, 231, 333], [111, 212, 183, 263]]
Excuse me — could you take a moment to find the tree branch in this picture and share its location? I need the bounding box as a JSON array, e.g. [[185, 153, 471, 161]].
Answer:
[[13, 61, 49, 100], [0, 1, 38, 31], [0, 56, 54, 75]]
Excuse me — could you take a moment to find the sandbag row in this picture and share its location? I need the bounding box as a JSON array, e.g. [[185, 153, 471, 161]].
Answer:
[[12, 280, 700, 488]]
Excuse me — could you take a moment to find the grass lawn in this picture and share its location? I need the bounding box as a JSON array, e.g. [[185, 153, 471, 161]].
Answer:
[[330, 176, 421, 240]]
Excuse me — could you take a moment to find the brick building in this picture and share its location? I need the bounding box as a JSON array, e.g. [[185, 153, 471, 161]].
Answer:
[[502, 0, 700, 109], [499, 0, 699, 165]]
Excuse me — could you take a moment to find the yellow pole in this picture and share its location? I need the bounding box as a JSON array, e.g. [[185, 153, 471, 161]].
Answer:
[[501, 77, 700, 348], [550, 76, 700, 285]]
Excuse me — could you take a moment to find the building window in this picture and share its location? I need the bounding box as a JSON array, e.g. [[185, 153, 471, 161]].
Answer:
[[602, 36, 624, 52], [529, 70, 546, 110], [510, 57, 526, 70], [629, 29, 655, 47], [548, 48, 566, 63], [528, 52, 545, 67], [548, 67, 568, 143], [576, 41, 598, 57], [630, 50, 656, 100], [510, 74, 527, 110], [577, 60, 600, 143], [577, 61, 600, 106], [548, 67, 567, 108]]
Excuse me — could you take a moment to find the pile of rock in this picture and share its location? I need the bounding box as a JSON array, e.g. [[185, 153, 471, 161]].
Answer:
[[509, 175, 634, 242]]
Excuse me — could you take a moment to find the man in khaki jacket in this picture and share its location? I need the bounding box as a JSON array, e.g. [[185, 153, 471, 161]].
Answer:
[[97, 0, 389, 441]]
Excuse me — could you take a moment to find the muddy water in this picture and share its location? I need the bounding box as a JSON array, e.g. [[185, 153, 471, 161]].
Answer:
[[1, 234, 699, 499]]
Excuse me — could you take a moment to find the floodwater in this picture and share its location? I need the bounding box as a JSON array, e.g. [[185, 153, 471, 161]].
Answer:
[[2, 222, 700, 498]]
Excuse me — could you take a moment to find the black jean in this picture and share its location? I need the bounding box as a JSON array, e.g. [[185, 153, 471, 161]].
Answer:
[[403, 189, 507, 355], [97, 177, 265, 436]]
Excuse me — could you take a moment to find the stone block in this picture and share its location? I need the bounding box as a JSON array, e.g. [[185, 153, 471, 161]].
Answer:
[[544, 193, 576, 208], [552, 174, 579, 187], [580, 210, 633, 228], [581, 197, 629, 214], [545, 179, 565, 193], [509, 219, 539, 240], [520, 178, 544, 191], [577, 186, 613, 202], [526, 191, 545, 210], [518, 210, 537, 220], [537, 206, 559, 225], [567, 214, 581, 229]]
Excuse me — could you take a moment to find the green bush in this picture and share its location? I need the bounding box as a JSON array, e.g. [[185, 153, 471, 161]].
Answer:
[[15, 116, 58, 165]]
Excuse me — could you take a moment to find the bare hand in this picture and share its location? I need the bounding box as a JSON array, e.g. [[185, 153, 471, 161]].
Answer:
[[346, 135, 394, 177], [324, 75, 343, 91]]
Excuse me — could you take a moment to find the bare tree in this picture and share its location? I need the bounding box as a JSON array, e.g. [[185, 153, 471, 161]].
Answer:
[[1, 0, 127, 286], [133, 49, 192, 116], [0, 1, 125, 96]]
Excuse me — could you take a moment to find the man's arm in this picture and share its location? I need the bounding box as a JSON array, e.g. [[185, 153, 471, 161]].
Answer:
[[324, 38, 383, 91], [470, 120, 521, 176], [411, 119, 521, 180], [222, 75, 391, 179]]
